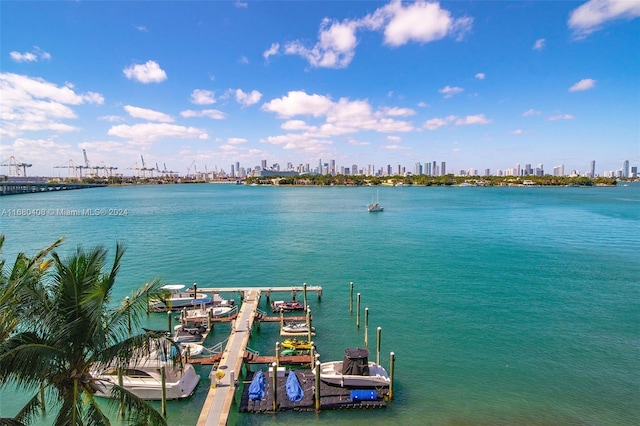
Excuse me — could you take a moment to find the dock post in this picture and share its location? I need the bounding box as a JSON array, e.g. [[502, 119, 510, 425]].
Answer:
[[318, 288, 322, 301], [161, 366, 167, 418], [145, 283, 149, 315], [167, 310, 172, 333], [266, 289, 271, 304], [389, 352, 395, 401], [376, 327, 382, 366], [314, 360, 321, 412], [364, 307, 369, 348], [309, 342, 315, 368], [193, 282, 197, 301], [356, 293, 361, 328], [207, 309, 212, 330], [292, 289, 297, 301], [125, 297, 131, 334], [306, 308, 312, 342], [271, 362, 278, 412], [303, 282, 307, 310], [275, 342, 280, 367], [118, 368, 124, 419], [349, 282, 353, 313]]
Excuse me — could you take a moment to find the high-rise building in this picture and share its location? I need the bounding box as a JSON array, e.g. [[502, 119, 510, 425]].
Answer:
[[553, 164, 564, 177], [261, 159, 267, 170], [622, 160, 630, 178], [441, 161, 446, 176], [351, 164, 358, 175], [424, 162, 430, 176], [414, 162, 423, 175], [590, 160, 596, 178], [230, 164, 235, 177], [485, 168, 491, 176], [433, 161, 437, 176]]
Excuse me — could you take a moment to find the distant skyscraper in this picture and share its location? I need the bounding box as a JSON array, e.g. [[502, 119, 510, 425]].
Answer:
[[230, 164, 235, 177], [414, 162, 422, 175], [622, 160, 630, 178], [330, 159, 336, 175], [433, 161, 437, 176], [590, 160, 596, 178], [553, 164, 564, 177], [441, 161, 446, 176], [425, 162, 431, 176], [261, 159, 267, 170], [485, 168, 491, 176]]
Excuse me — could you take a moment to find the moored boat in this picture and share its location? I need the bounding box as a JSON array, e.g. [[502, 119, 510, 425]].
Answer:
[[312, 348, 390, 388], [93, 351, 200, 400], [271, 300, 305, 312], [280, 338, 313, 350], [282, 322, 315, 333], [150, 284, 210, 310]]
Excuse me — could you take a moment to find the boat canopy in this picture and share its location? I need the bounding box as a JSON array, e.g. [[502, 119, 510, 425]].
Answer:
[[161, 284, 186, 291], [342, 348, 370, 376]]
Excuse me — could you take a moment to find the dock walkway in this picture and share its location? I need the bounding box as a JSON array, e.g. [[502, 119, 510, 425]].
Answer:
[[197, 289, 261, 426]]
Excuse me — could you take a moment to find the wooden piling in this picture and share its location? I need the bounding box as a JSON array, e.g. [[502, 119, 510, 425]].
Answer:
[[349, 282, 353, 313], [167, 310, 172, 333], [275, 342, 280, 367], [364, 307, 369, 348], [271, 362, 278, 411], [303, 282, 307, 310], [161, 366, 167, 417], [314, 360, 321, 412], [306, 308, 312, 342], [193, 282, 198, 301], [376, 327, 382, 366], [389, 352, 395, 401], [125, 296, 131, 334], [356, 293, 361, 328]]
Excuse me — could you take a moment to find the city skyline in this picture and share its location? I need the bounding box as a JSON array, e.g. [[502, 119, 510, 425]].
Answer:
[[1, 1, 639, 177]]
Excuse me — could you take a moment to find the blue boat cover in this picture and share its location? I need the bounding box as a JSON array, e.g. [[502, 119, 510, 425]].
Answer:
[[248, 370, 265, 401], [285, 371, 304, 402]]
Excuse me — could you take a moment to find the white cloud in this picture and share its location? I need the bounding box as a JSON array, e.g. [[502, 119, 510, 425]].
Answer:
[[123, 60, 167, 83], [533, 38, 546, 50], [0, 72, 103, 138], [475, 73, 485, 80], [238, 56, 249, 64], [569, 0, 640, 38], [263, 43, 280, 60], [234, 1, 248, 8], [569, 78, 596, 92], [284, 19, 358, 68], [180, 109, 226, 120], [522, 109, 541, 117], [455, 114, 492, 125], [9, 46, 51, 63], [547, 114, 575, 121], [235, 89, 263, 107], [387, 135, 402, 142], [379, 0, 473, 46], [190, 89, 216, 105], [439, 85, 464, 98], [98, 115, 125, 122], [262, 91, 333, 118], [107, 123, 208, 142], [282, 0, 472, 68], [135, 25, 148, 32], [511, 129, 524, 135], [424, 114, 492, 129], [261, 90, 414, 154], [124, 105, 173, 122], [382, 144, 409, 151], [227, 137, 247, 145]]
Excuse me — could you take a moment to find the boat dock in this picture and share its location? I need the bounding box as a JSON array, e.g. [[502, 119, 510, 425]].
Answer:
[[196, 289, 261, 426]]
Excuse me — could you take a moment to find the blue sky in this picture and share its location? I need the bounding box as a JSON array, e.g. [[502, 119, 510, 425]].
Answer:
[[1, 0, 639, 177]]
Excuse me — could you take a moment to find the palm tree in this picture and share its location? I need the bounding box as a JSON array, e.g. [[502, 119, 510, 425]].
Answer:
[[0, 239, 175, 425]]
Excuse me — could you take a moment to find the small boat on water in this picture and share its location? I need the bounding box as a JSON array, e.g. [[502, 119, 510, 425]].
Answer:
[[367, 190, 384, 212], [282, 322, 315, 334], [173, 324, 206, 343], [280, 338, 313, 350], [179, 304, 235, 322], [271, 300, 305, 312], [312, 348, 390, 388], [93, 351, 200, 400], [150, 284, 211, 310]]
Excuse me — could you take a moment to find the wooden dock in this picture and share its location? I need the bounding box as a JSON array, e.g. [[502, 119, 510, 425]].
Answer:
[[197, 289, 261, 426]]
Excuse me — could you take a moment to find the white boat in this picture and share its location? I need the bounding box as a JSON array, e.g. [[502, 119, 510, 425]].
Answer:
[[367, 190, 384, 212], [150, 284, 211, 310], [180, 305, 235, 322], [312, 348, 390, 388], [282, 322, 315, 333], [93, 352, 200, 400]]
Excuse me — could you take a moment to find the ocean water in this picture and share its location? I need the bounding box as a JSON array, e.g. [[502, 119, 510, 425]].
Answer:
[[0, 184, 638, 425]]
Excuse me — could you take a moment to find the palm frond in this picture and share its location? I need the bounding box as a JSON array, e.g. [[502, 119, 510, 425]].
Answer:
[[107, 385, 167, 426], [12, 391, 43, 426]]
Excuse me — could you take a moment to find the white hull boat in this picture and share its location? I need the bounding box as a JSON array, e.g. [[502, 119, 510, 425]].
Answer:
[[312, 348, 390, 388], [282, 322, 315, 333], [367, 190, 384, 212], [93, 355, 200, 400], [150, 284, 210, 310]]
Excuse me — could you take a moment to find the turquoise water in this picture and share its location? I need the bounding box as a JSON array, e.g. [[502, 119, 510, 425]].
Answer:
[[0, 184, 638, 425]]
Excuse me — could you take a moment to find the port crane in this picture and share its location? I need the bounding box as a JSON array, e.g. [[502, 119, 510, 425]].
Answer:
[[1, 156, 32, 177]]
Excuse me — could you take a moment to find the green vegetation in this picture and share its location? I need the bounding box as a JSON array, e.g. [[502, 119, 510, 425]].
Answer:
[[243, 173, 617, 187], [0, 236, 173, 425]]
